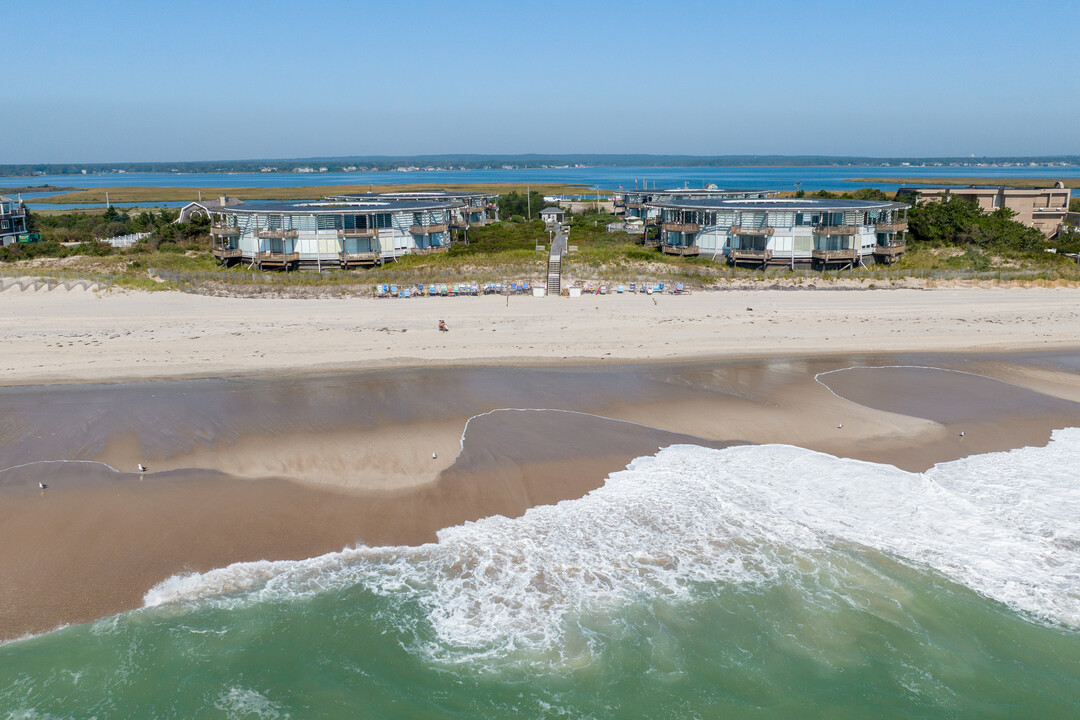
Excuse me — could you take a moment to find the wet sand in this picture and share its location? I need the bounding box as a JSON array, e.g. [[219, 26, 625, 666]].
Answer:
[[2, 352, 1080, 641]]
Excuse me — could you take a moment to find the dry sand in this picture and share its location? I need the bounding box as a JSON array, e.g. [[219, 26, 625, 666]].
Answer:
[[1, 284, 1079, 386], [2, 283, 1080, 642]]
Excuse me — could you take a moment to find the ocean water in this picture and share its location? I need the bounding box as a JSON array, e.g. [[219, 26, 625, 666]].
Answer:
[[3, 431, 1080, 718]]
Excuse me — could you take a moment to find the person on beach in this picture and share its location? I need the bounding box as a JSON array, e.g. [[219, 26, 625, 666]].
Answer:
[[438, 320, 448, 333]]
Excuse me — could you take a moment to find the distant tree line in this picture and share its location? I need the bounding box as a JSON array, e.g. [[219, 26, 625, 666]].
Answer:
[[5, 154, 1080, 177]]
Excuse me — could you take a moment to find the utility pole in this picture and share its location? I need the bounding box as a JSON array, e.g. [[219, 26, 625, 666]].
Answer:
[[527, 185, 531, 220]]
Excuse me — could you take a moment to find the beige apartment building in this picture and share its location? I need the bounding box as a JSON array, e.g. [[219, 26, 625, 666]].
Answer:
[[899, 183, 1070, 237]]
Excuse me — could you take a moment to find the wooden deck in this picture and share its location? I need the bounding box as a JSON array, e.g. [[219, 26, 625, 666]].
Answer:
[[662, 222, 701, 233], [410, 224, 449, 235], [412, 245, 449, 255], [875, 221, 908, 233], [872, 243, 905, 263], [729, 225, 775, 236], [812, 249, 858, 267], [210, 225, 242, 236], [813, 225, 858, 236], [661, 245, 700, 256], [211, 246, 242, 262], [340, 251, 381, 267], [337, 228, 377, 238], [728, 248, 773, 265], [255, 228, 299, 239], [254, 251, 300, 270]]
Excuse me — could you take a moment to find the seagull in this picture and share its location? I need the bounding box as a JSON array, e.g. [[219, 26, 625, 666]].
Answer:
[[432, 451, 437, 460], [38, 482, 47, 490], [746, 307, 753, 312], [837, 424, 843, 429], [958, 431, 965, 437], [138, 463, 148, 472]]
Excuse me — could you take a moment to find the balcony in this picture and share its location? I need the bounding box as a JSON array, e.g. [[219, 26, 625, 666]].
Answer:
[[873, 243, 905, 259], [728, 248, 773, 264], [875, 221, 908, 232], [627, 202, 644, 209], [211, 246, 242, 260], [340, 251, 381, 267], [410, 223, 448, 235], [412, 245, 449, 255], [661, 244, 700, 256], [729, 225, 775, 236], [254, 251, 300, 268], [255, 228, 299, 239], [812, 249, 857, 263], [662, 222, 701, 233], [813, 225, 858, 236], [337, 228, 377, 238], [210, 224, 242, 236]]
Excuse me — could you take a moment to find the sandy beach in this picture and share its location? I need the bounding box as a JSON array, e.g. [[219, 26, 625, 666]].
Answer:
[[2, 284, 1080, 642], [1, 284, 1079, 386]]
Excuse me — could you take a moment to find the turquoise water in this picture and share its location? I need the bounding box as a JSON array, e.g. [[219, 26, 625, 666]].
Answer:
[[4, 434, 1080, 718]]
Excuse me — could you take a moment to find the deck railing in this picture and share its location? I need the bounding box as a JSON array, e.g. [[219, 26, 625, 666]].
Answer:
[[728, 248, 773, 263], [412, 245, 449, 255], [813, 225, 858, 236], [661, 244, 700, 256], [872, 243, 905, 257], [340, 251, 380, 266], [212, 246, 243, 259], [337, 228, 377, 238], [410, 224, 449, 235], [255, 251, 299, 263], [812, 249, 857, 262], [255, 228, 299, 239], [874, 221, 908, 232], [662, 222, 700, 233], [210, 225, 242, 236], [729, 225, 775, 236]]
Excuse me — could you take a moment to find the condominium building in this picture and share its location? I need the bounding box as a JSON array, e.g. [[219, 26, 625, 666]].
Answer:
[[897, 183, 1069, 238], [649, 197, 910, 268]]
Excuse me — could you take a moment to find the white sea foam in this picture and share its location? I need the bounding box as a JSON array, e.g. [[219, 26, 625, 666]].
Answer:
[[144, 428, 1080, 662]]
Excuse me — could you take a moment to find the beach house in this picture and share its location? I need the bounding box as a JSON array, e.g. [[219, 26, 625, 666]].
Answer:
[[0, 195, 28, 246], [540, 206, 566, 226], [649, 197, 910, 268], [208, 196, 458, 270]]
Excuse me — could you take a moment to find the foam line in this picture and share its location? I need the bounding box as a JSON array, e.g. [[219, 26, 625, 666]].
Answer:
[[813, 364, 1029, 402], [457, 407, 670, 456], [0, 459, 122, 476]]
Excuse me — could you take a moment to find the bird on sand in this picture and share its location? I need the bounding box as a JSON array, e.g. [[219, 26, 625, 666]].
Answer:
[[432, 451, 438, 460], [959, 431, 965, 437], [138, 463, 148, 472], [837, 423, 843, 429], [38, 482, 47, 490]]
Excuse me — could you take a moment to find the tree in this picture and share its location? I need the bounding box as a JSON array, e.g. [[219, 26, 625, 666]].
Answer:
[[497, 191, 546, 220]]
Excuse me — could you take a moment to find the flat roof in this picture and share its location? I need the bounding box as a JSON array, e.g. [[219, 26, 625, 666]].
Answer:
[[330, 191, 496, 201], [221, 198, 457, 214], [650, 198, 908, 212]]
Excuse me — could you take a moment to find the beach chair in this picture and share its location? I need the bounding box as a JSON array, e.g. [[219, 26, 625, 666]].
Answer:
[[389, 284, 398, 297], [629, 282, 636, 293], [417, 284, 424, 294], [403, 288, 412, 298], [617, 284, 625, 294], [676, 283, 684, 294], [658, 283, 665, 293]]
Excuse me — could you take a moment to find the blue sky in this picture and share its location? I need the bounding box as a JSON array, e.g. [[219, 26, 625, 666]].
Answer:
[[2, 0, 1077, 163]]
